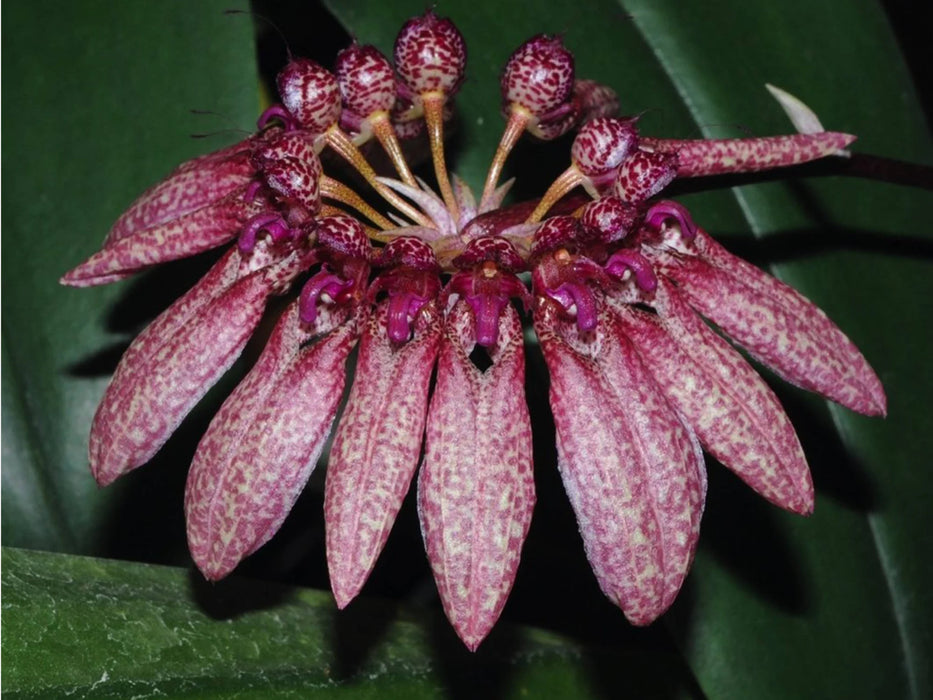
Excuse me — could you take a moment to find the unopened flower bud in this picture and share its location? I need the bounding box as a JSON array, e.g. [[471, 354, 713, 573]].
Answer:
[[580, 196, 638, 242], [335, 44, 398, 118], [614, 150, 678, 204], [394, 11, 466, 96], [252, 132, 322, 216], [531, 216, 584, 257], [277, 58, 341, 133], [574, 79, 621, 122], [452, 236, 526, 273], [501, 35, 575, 118], [376, 236, 440, 271], [571, 117, 639, 179], [315, 216, 371, 261]]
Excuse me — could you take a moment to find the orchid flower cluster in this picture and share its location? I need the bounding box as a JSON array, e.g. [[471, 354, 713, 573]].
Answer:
[[62, 11, 885, 650]]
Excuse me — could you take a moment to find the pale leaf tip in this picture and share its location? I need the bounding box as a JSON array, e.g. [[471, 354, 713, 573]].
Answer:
[[765, 83, 852, 156], [765, 83, 826, 134]]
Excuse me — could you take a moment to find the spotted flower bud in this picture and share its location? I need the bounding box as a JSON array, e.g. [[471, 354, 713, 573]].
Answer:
[[501, 34, 575, 118], [393, 10, 466, 96], [574, 79, 621, 122], [252, 131, 322, 218], [615, 149, 678, 203], [581, 196, 638, 243], [277, 58, 341, 133], [572, 118, 639, 182], [531, 215, 584, 257], [335, 43, 398, 119]]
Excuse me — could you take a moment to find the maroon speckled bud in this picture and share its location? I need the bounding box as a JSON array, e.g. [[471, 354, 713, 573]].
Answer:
[[501, 35, 575, 118], [452, 236, 527, 273], [316, 216, 371, 261], [393, 11, 466, 96], [253, 132, 322, 215], [574, 79, 621, 122], [528, 100, 582, 141], [614, 149, 678, 203], [335, 44, 398, 118], [580, 196, 638, 243], [391, 112, 426, 139], [571, 117, 639, 179], [277, 58, 341, 133], [376, 236, 440, 271], [531, 216, 584, 257]]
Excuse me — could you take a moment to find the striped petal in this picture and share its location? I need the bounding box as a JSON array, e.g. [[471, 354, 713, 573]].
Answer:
[[654, 229, 886, 415], [608, 281, 813, 514], [535, 301, 705, 625], [105, 136, 260, 246], [62, 189, 263, 287], [640, 132, 855, 177], [186, 305, 363, 581], [325, 301, 441, 608], [418, 301, 534, 650], [89, 254, 276, 486]]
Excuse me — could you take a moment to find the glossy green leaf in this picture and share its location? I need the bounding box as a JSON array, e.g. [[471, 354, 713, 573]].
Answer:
[[2, 1, 262, 555], [2, 0, 931, 698], [1, 547, 700, 699]]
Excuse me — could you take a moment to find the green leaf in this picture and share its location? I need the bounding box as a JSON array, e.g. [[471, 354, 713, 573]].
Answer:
[[2, 1, 262, 554], [1, 547, 701, 698], [3, 0, 931, 698]]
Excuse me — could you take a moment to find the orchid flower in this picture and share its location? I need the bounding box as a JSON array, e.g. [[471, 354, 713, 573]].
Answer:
[[62, 10, 885, 651]]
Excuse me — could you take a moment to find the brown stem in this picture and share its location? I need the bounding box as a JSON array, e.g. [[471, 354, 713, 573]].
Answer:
[[422, 92, 460, 222]]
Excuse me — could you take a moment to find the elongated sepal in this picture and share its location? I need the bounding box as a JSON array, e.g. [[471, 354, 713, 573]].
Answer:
[[61, 189, 261, 287], [418, 301, 535, 650], [104, 137, 260, 246], [609, 283, 813, 514], [325, 301, 441, 608], [535, 301, 705, 625], [89, 252, 274, 486], [185, 305, 363, 581], [641, 132, 855, 178], [655, 230, 886, 415]]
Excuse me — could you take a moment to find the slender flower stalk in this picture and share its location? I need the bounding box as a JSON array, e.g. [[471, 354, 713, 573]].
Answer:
[[62, 11, 886, 650]]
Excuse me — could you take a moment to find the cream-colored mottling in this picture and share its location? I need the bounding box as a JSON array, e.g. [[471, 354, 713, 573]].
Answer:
[[418, 302, 534, 649]]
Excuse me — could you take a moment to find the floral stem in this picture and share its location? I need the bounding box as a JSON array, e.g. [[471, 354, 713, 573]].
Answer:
[[321, 176, 396, 230], [324, 125, 434, 227], [480, 107, 530, 210], [526, 165, 585, 224], [369, 114, 418, 187], [423, 92, 460, 222]]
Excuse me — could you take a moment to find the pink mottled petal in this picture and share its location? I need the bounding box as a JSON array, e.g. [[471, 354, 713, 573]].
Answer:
[[88, 250, 240, 473], [186, 307, 363, 581], [61, 189, 261, 287], [418, 301, 535, 651], [535, 301, 705, 625], [325, 302, 441, 608], [106, 139, 259, 246], [89, 261, 273, 486], [608, 282, 813, 515], [655, 230, 886, 415], [641, 132, 855, 178], [186, 301, 344, 568]]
